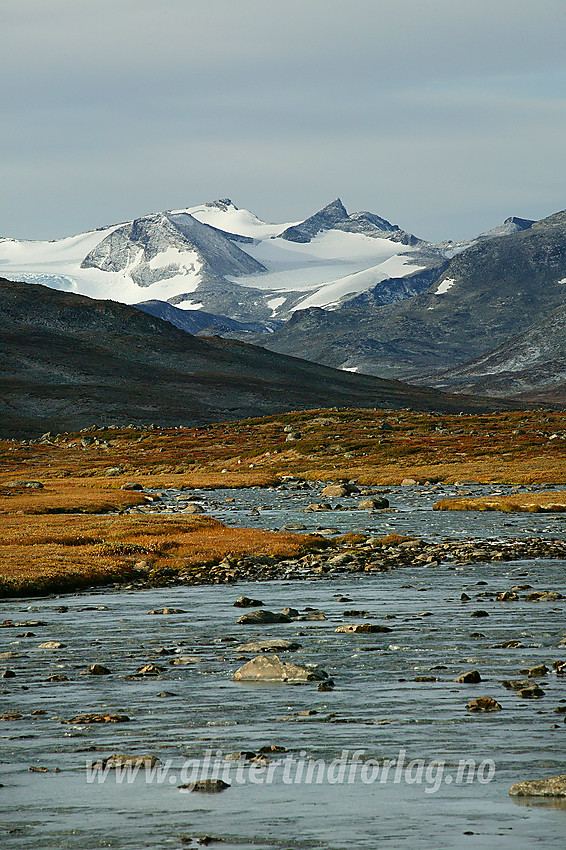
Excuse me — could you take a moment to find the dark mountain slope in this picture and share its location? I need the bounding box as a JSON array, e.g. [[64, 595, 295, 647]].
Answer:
[[260, 210, 566, 381], [0, 279, 516, 437], [424, 302, 566, 399]]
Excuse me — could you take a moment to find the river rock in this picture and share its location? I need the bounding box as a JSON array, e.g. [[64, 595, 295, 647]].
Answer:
[[134, 664, 164, 677], [470, 610, 489, 618], [526, 664, 549, 677], [2, 669, 16, 678], [321, 483, 358, 497], [38, 641, 66, 649], [237, 610, 292, 625], [509, 774, 566, 797], [335, 623, 392, 633], [234, 596, 264, 608], [466, 696, 501, 712], [525, 590, 564, 601], [183, 503, 205, 513], [87, 664, 111, 675], [179, 779, 230, 793], [232, 654, 329, 683], [358, 497, 389, 510], [65, 713, 130, 724], [234, 639, 301, 653], [454, 670, 482, 684], [92, 753, 160, 769], [516, 684, 545, 698], [304, 503, 332, 512], [148, 608, 187, 615], [120, 482, 143, 491], [501, 680, 530, 691]]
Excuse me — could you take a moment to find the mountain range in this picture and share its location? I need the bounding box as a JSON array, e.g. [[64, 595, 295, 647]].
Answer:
[[1, 198, 565, 403]]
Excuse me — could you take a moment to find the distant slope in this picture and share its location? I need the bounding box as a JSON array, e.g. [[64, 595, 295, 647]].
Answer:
[[134, 299, 279, 336], [260, 210, 566, 380], [0, 279, 516, 437], [424, 302, 566, 398]]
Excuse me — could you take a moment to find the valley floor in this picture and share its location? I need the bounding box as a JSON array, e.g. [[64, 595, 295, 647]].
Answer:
[[2, 407, 566, 596]]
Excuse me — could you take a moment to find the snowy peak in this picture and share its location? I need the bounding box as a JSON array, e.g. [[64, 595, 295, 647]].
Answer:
[[81, 211, 265, 288], [279, 198, 421, 246]]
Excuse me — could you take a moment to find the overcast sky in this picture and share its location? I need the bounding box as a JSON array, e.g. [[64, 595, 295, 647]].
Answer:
[[2, 0, 566, 242]]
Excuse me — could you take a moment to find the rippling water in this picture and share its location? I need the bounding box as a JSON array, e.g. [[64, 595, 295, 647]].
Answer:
[[1, 485, 565, 849]]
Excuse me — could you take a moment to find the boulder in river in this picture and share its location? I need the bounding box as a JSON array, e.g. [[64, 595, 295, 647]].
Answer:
[[509, 774, 566, 798], [335, 624, 392, 634], [65, 713, 130, 724], [321, 483, 359, 497], [234, 596, 264, 608], [232, 654, 330, 683], [237, 610, 292, 625], [38, 641, 66, 649], [516, 684, 545, 698], [179, 779, 230, 793], [87, 664, 111, 675], [358, 497, 389, 510], [466, 697, 502, 712], [92, 753, 160, 769], [234, 639, 301, 653], [454, 670, 482, 684]]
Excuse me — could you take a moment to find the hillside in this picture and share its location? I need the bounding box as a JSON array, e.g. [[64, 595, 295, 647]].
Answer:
[[0, 279, 515, 438]]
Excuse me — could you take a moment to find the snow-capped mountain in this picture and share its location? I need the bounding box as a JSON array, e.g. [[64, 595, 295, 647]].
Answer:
[[0, 198, 434, 326]]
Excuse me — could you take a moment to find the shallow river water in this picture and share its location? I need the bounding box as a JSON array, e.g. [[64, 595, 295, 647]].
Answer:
[[1, 484, 565, 849]]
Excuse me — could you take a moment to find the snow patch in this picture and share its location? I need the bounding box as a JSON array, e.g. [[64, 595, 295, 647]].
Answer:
[[435, 278, 456, 295]]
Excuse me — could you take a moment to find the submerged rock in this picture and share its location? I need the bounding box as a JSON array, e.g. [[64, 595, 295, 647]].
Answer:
[[234, 639, 301, 653], [179, 779, 230, 793], [232, 654, 330, 683], [91, 753, 160, 769], [65, 713, 130, 724], [335, 623, 392, 634]]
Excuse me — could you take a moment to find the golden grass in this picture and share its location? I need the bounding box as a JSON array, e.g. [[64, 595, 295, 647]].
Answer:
[[0, 512, 325, 596], [0, 480, 146, 515], [434, 491, 566, 513]]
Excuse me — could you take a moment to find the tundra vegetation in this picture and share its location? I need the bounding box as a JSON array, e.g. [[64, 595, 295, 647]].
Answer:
[[2, 407, 565, 596]]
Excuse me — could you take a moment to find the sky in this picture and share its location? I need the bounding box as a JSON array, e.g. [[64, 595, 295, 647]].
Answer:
[[2, 0, 566, 242]]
